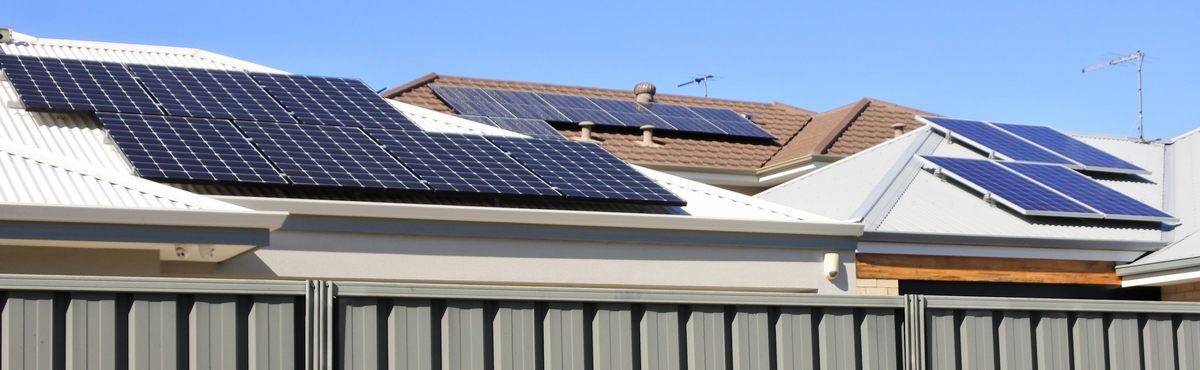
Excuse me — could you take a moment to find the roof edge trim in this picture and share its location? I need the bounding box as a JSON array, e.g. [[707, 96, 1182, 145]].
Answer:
[[862, 231, 1167, 251], [0, 203, 288, 230]]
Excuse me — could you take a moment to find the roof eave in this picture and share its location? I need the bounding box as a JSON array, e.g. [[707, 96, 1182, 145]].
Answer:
[[862, 230, 1167, 251]]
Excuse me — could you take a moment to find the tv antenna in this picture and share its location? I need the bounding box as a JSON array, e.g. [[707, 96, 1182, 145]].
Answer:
[[1082, 51, 1146, 141], [678, 74, 719, 97]]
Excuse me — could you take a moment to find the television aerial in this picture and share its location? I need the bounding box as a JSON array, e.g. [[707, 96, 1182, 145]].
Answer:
[[678, 74, 721, 97]]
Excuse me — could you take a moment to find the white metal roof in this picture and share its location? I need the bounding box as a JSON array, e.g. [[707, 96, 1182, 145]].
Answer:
[[0, 33, 837, 223], [1118, 129, 1200, 283], [758, 123, 1175, 255]]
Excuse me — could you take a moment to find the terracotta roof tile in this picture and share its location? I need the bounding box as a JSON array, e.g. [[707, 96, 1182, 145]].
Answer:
[[825, 99, 932, 156]]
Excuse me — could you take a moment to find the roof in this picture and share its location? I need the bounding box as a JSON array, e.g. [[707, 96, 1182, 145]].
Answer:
[[0, 33, 849, 226], [763, 98, 931, 168], [759, 124, 1173, 261], [386, 74, 930, 175], [1117, 129, 1200, 284]]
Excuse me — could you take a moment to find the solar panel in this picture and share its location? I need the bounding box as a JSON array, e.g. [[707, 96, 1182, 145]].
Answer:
[[1000, 162, 1173, 222], [250, 73, 419, 130], [96, 113, 286, 184], [686, 106, 775, 139], [365, 129, 560, 196], [0, 55, 160, 114], [482, 89, 570, 121], [460, 115, 564, 139], [587, 98, 672, 128], [993, 122, 1147, 174], [645, 103, 726, 135], [237, 122, 427, 190], [536, 93, 623, 126], [490, 137, 685, 205], [127, 65, 294, 123], [429, 85, 515, 118], [919, 156, 1099, 218], [920, 117, 1077, 165]]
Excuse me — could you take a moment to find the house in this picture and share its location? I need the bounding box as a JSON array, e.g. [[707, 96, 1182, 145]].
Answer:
[[759, 116, 1190, 300], [385, 74, 928, 194]]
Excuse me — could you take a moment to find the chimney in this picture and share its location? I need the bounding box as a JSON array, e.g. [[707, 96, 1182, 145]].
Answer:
[[891, 123, 907, 138], [634, 82, 656, 103], [639, 125, 660, 147], [577, 121, 595, 141]]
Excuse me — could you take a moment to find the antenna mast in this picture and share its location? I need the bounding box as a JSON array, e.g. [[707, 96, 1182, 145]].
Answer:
[[677, 74, 717, 97], [1082, 51, 1146, 141]]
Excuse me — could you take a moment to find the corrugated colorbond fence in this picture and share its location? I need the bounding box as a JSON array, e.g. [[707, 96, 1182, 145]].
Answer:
[[4, 274, 1200, 370]]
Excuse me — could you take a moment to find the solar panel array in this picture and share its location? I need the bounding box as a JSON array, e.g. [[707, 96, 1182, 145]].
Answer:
[[460, 115, 564, 139], [238, 122, 428, 190], [920, 156, 1174, 222], [366, 130, 559, 196], [918, 116, 1149, 174], [250, 73, 419, 130], [127, 64, 296, 123], [491, 137, 684, 204], [0, 55, 160, 114], [429, 84, 775, 139]]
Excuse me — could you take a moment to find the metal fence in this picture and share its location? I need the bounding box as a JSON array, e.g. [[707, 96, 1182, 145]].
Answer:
[[3, 274, 1200, 370]]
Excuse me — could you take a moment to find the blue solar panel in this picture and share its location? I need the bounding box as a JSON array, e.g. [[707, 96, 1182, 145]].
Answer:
[[587, 98, 672, 128], [429, 85, 515, 118], [1000, 162, 1173, 222], [460, 115, 564, 139], [0, 55, 160, 114], [686, 106, 775, 139], [250, 73, 419, 130], [993, 122, 1146, 174], [365, 129, 560, 196], [920, 156, 1099, 217], [238, 122, 427, 190], [97, 113, 286, 184], [645, 104, 726, 135], [127, 65, 295, 123], [490, 137, 685, 205], [920, 117, 1077, 165], [482, 89, 570, 121], [536, 93, 623, 126]]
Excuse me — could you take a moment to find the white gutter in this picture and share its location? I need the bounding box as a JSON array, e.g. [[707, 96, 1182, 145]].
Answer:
[[216, 196, 863, 237], [0, 203, 288, 230]]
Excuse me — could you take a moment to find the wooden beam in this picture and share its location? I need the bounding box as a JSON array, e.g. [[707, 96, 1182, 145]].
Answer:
[[856, 253, 1120, 285]]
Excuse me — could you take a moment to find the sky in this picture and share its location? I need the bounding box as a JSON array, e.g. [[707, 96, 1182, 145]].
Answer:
[[9, 1, 1199, 139]]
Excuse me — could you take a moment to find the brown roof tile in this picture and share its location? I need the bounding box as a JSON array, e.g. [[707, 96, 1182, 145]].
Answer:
[[825, 98, 933, 156]]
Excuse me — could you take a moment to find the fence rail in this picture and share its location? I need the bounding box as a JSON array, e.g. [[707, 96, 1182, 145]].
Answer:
[[3, 274, 1200, 370]]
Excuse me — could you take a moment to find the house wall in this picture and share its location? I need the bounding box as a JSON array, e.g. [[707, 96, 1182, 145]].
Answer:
[[1163, 281, 1200, 301], [0, 245, 160, 276]]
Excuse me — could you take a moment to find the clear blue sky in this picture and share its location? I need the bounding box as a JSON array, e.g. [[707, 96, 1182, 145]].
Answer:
[[10, 1, 1199, 138]]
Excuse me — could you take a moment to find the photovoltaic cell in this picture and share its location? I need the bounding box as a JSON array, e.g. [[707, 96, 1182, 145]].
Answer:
[[237, 122, 427, 190], [920, 156, 1098, 217], [686, 106, 775, 139], [127, 65, 295, 123], [460, 115, 564, 139], [0, 55, 160, 114], [490, 137, 685, 205], [429, 85, 515, 118], [645, 103, 726, 135], [365, 129, 560, 196], [1000, 162, 1173, 222], [586, 98, 672, 128], [921, 117, 1076, 165], [482, 89, 569, 121], [96, 113, 286, 184], [993, 122, 1146, 174], [250, 73, 419, 130], [536, 93, 622, 126]]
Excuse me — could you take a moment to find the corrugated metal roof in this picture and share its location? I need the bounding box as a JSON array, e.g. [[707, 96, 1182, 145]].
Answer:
[[1121, 131, 1200, 271], [0, 139, 246, 211]]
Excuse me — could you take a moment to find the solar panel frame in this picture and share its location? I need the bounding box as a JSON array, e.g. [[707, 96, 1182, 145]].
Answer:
[[365, 129, 561, 197], [0, 55, 160, 114], [127, 64, 295, 123], [250, 73, 419, 130], [460, 115, 565, 139], [918, 156, 1101, 218], [686, 106, 775, 139], [993, 122, 1148, 174], [429, 85, 516, 118], [481, 89, 570, 121], [96, 112, 287, 184], [237, 122, 428, 190], [1000, 162, 1174, 222], [918, 116, 1080, 166], [490, 137, 686, 205]]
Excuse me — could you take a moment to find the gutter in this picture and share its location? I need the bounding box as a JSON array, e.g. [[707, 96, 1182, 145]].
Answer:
[[216, 196, 863, 237], [862, 231, 1166, 251], [0, 203, 288, 231]]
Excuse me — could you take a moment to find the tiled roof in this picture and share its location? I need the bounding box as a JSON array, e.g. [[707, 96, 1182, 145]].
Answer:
[[763, 98, 931, 167], [385, 74, 815, 171]]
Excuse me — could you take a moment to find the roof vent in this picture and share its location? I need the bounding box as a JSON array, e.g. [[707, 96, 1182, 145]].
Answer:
[[576, 121, 596, 141], [891, 122, 907, 138], [634, 82, 656, 103], [0, 27, 11, 43], [639, 125, 661, 147]]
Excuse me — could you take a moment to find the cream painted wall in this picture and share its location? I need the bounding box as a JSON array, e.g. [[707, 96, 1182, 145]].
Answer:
[[165, 230, 856, 294]]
